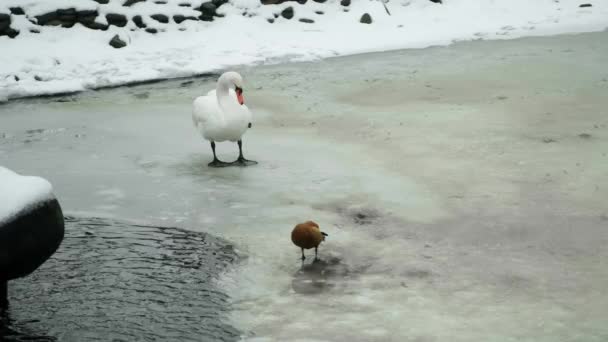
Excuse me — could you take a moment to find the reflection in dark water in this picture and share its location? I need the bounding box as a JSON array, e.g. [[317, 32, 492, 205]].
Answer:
[[2, 217, 240, 342]]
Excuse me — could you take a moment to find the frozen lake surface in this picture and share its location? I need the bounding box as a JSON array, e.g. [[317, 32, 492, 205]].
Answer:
[[1, 31, 608, 341]]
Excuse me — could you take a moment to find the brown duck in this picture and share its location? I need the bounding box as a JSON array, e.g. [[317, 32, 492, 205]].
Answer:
[[291, 220, 328, 260]]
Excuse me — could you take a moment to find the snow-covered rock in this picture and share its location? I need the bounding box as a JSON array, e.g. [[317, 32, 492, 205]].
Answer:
[[0, 166, 64, 304], [0, 167, 54, 225]]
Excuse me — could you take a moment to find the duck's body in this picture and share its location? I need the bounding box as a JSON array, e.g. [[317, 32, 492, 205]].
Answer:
[[192, 71, 256, 167], [291, 221, 328, 260]]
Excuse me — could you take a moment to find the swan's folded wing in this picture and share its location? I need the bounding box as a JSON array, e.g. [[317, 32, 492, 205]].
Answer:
[[192, 95, 219, 127]]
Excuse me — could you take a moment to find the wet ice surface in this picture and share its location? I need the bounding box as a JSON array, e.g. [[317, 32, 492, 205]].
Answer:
[[2, 217, 239, 341], [1, 32, 608, 341]]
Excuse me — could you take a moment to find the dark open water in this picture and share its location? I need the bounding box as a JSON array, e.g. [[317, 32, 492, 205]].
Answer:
[[1, 217, 240, 342]]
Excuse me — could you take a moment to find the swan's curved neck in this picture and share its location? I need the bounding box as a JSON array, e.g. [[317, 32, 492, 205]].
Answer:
[[216, 77, 231, 100], [216, 77, 237, 115]]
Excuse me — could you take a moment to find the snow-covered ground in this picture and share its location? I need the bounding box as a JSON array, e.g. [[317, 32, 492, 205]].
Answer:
[[0, 0, 607, 101], [0, 166, 54, 225]]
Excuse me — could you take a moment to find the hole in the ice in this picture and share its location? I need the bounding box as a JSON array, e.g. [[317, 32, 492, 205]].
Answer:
[[403, 268, 432, 279], [133, 92, 150, 99], [578, 133, 592, 139], [542, 137, 556, 143], [351, 208, 381, 225], [25, 128, 45, 135]]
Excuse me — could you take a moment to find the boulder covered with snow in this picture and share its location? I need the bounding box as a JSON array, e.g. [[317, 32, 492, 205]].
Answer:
[[0, 167, 64, 307]]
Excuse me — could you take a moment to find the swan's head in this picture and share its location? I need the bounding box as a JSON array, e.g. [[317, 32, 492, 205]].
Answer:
[[219, 71, 245, 105]]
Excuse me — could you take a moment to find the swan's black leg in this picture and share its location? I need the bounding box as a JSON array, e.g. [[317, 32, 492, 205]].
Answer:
[[208, 141, 230, 167], [232, 139, 258, 166]]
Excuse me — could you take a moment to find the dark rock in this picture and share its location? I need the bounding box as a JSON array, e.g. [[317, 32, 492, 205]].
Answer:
[[313, 0, 326, 2], [30, 28, 40, 33], [579, 3, 592, 7], [34, 75, 42, 81], [281, 6, 294, 19], [83, 21, 109, 30], [6, 28, 19, 38], [267, 18, 274, 23], [109, 34, 127, 48], [93, 0, 110, 3], [10, 7, 25, 15], [360, 13, 372, 24], [200, 2, 217, 15], [145, 27, 158, 33], [429, 0, 442, 3], [77, 10, 98, 24], [35, 11, 61, 26], [0, 198, 64, 307], [106, 13, 128, 27], [123, 0, 146, 6], [132, 15, 146, 28], [212, 0, 229, 7], [77, 10, 98, 17], [315, 10, 324, 14], [173, 14, 198, 23], [1, 282, 6, 307], [57, 8, 77, 27], [1, 28, 19, 38], [262, 0, 305, 3], [57, 8, 77, 19], [0, 14, 10, 32], [340, 0, 350, 6], [299, 18, 314, 23], [150, 14, 169, 23], [179, 3, 191, 6], [155, 0, 167, 3]]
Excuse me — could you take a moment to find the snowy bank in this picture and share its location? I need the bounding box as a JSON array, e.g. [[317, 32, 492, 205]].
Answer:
[[0, 166, 54, 225], [0, 0, 607, 101]]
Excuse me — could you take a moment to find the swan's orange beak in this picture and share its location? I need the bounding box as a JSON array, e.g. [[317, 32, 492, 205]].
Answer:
[[235, 87, 244, 105]]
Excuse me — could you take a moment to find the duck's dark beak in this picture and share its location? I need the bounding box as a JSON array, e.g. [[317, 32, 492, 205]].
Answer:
[[235, 86, 244, 105]]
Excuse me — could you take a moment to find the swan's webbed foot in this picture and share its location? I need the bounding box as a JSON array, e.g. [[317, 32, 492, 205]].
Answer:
[[208, 159, 231, 168], [208, 141, 231, 168], [232, 157, 258, 167], [232, 139, 257, 166]]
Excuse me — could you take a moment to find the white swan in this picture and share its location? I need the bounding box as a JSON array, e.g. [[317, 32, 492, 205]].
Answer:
[[192, 71, 256, 167]]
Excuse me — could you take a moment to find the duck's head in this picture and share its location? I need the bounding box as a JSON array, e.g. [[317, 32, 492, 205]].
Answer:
[[218, 71, 245, 105]]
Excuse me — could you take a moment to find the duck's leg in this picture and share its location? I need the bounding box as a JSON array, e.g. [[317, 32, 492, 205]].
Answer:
[[208, 141, 230, 167], [233, 139, 258, 166], [301, 248, 306, 261], [314, 247, 319, 261]]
